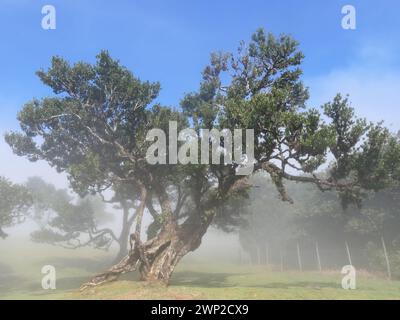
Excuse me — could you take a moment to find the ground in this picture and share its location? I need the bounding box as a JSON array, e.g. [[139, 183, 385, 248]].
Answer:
[[1, 238, 399, 300]]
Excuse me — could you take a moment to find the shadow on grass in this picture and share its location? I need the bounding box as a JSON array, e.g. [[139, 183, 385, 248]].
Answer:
[[28, 267, 140, 295], [171, 271, 240, 288], [252, 281, 340, 290], [0, 257, 113, 297], [170, 270, 340, 290]]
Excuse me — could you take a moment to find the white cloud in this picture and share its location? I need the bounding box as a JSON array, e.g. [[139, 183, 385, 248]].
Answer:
[[306, 51, 400, 132], [0, 137, 68, 189]]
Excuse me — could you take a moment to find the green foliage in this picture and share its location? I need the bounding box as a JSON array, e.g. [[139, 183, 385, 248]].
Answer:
[[0, 177, 31, 239], [6, 51, 160, 195], [5, 28, 400, 253]]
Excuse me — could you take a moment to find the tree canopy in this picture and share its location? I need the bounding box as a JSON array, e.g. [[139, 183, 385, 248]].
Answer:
[[6, 28, 400, 285]]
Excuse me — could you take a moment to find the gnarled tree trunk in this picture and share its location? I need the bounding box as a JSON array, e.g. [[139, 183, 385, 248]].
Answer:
[[139, 215, 211, 283], [81, 214, 212, 289]]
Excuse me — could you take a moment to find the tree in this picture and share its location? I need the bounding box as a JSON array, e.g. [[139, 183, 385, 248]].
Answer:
[[239, 177, 400, 270], [0, 177, 31, 239], [96, 180, 142, 261], [26, 177, 136, 261], [237, 173, 299, 264], [6, 29, 400, 286]]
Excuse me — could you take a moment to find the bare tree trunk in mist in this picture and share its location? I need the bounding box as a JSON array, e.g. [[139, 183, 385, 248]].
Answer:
[[315, 241, 322, 272], [297, 242, 302, 272], [113, 202, 134, 263], [381, 236, 392, 280], [345, 241, 353, 266]]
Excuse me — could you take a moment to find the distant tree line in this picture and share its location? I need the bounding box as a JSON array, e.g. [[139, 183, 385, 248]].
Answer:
[[0, 176, 137, 262], [238, 173, 400, 278]]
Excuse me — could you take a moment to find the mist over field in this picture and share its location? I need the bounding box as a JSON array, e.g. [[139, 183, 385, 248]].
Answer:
[[1, 167, 400, 299]]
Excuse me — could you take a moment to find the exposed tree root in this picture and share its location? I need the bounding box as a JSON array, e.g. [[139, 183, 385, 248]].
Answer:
[[80, 251, 139, 291], [80, 217, 212, 291]]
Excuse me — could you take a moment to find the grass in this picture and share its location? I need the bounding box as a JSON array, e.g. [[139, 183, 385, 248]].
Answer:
[[72, 265, 400, 300], [1, 239, 400, 300]]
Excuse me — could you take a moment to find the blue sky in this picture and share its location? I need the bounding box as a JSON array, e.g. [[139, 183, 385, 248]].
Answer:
[[1, 0, 400, 186]]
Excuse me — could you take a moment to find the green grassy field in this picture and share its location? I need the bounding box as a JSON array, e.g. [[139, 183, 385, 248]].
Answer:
[[1, 239, 399, 300]]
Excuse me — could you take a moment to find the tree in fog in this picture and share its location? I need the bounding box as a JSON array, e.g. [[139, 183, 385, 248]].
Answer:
[[6, 29, 400, 286], [26, 177, 135, 261], [0, 177, 31, 239], [239, 177, 400, 272], [238, 173, 297, 264]]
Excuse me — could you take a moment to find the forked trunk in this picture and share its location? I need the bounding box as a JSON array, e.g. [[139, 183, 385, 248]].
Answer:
[[81, 214, 212, 289], [138, 217, 208, 283]]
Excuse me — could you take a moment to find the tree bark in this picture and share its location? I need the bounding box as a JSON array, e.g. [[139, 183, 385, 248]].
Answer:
[[81, 179, 226, 290], [139, 215, 210, 283], [81, 213, 213, 289]]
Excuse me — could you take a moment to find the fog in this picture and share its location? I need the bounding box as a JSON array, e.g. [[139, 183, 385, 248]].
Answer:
[[0, 142, 399, 299]]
